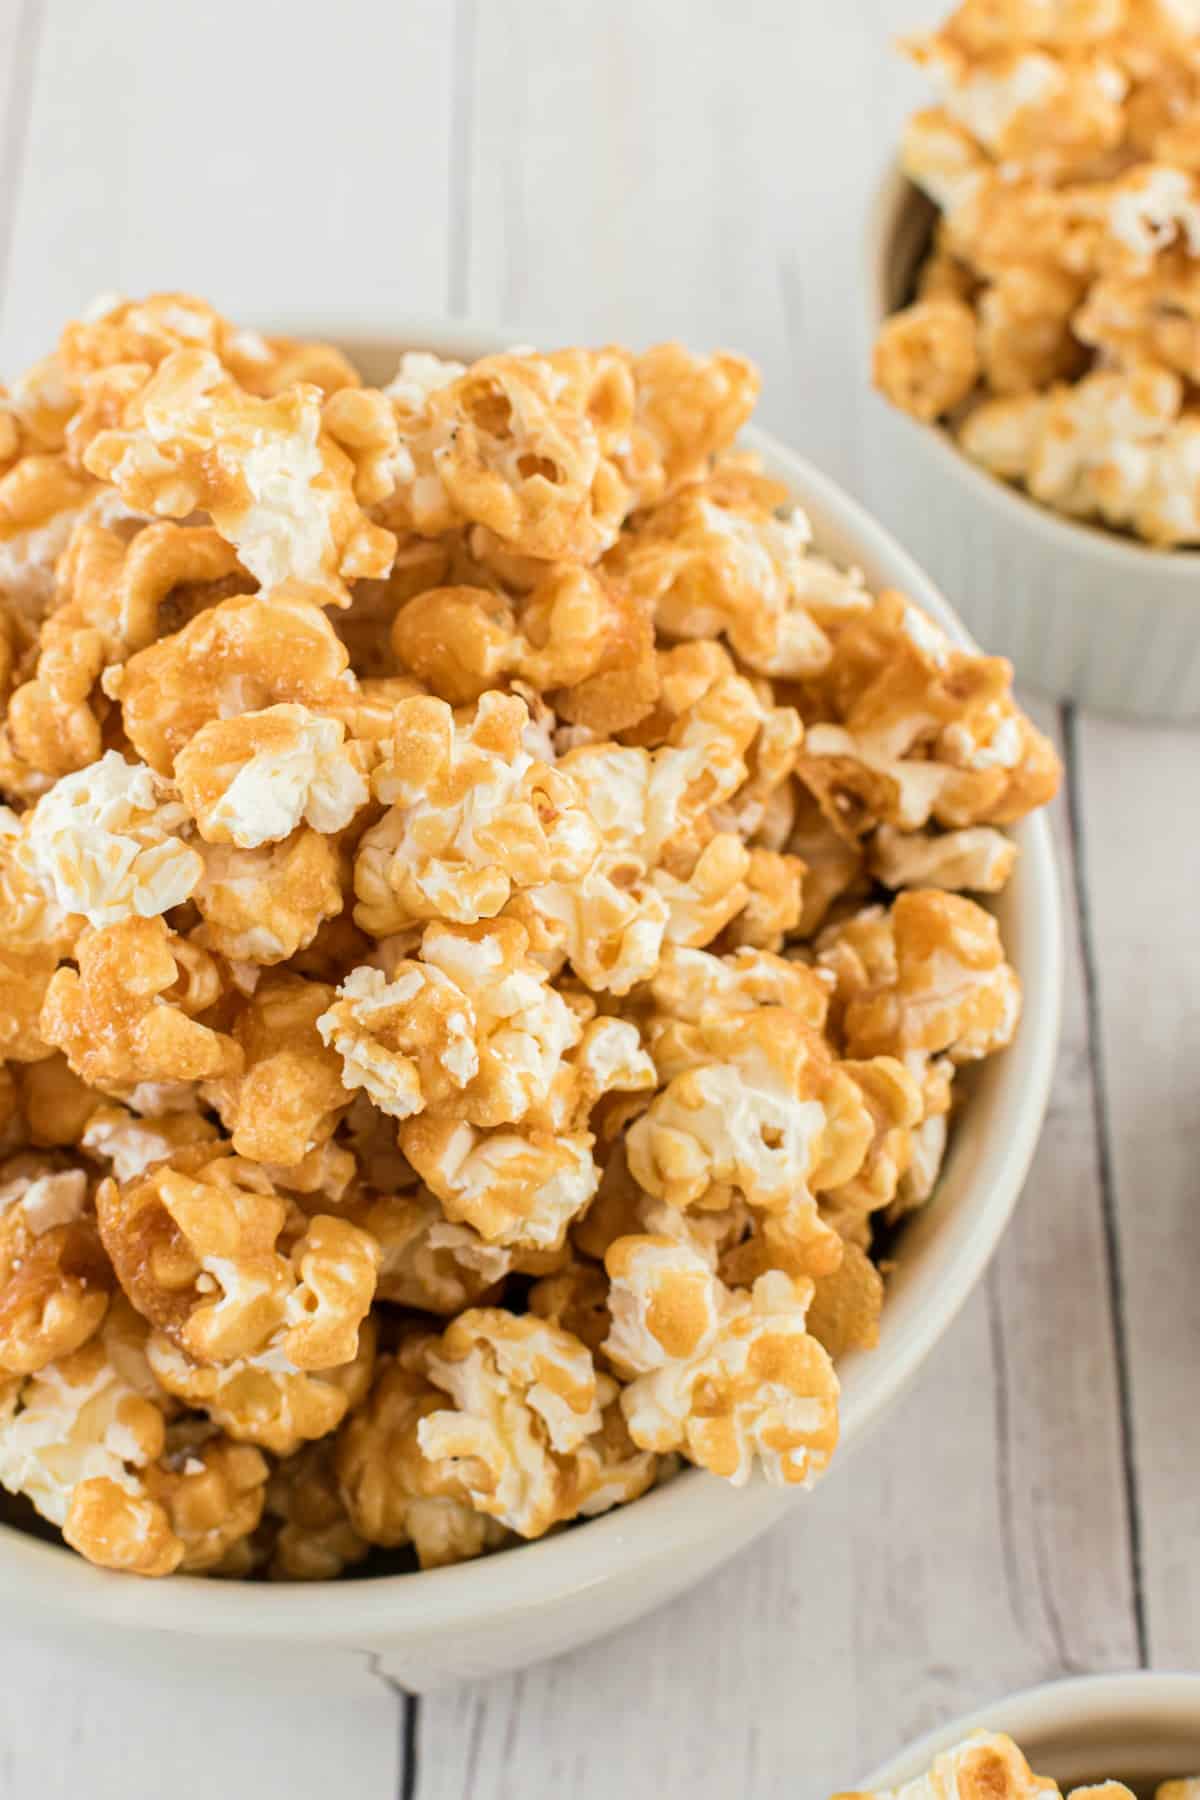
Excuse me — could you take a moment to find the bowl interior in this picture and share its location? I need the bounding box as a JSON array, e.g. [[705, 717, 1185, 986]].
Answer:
[[0, 323, 1061, 1640], [858, 1674, 1200, 1794]]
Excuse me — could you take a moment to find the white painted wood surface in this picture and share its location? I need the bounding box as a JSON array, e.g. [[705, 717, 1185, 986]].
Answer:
[[0, 3, 1193, 1796]]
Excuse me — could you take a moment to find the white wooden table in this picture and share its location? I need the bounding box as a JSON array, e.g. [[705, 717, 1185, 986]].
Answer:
[[0, 3, 1196, 1796]]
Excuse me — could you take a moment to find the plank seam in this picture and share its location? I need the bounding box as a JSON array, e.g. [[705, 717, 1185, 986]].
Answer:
[[448, 0, 478, 318], [1063, 702, 1149, 1666], [984, 1264, 1025, 1630], [400, 1692, 419, 1800], [358, 1652, 419, 1799]]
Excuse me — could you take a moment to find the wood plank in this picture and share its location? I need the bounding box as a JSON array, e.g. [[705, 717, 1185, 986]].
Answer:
[[0, 0, 458, 369], [416, 700, 1138, 1799], [1074, 711, 1200, 1671]]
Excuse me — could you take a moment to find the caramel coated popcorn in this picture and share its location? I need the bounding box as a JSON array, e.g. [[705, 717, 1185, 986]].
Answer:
[[875, 2, 1200, 543], [0, 293, 1056, 1581], [834, 1731, 1197, 1800]]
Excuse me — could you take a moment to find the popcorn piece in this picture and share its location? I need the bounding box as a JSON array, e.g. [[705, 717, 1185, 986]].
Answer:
[[870, 822, 1018, 891], [40, 917, 240, 1087], [832, 1729, 1064, 1800], [109, 586, 354, 776], [147, 1320, 377, 1457], [354, 692, 598, 934], [83, 348, 395, 602], [97, 1145, 379, 1370], [175, 703, 368, 848], [623, 343, 761, 505], [336, 1350, 511, 1567], [976, 265, 1084, 394], [818, 1057, 924, 1241], [381, 348, 632, 559], [5, 518, 246, 786], [60, 516, 240, 690], [415, 1310, 653, 1538], [318, 918, 582, 1132], [873, 299, 980, 422], [607, 479, 837, 679], [0, 453, 98, 629], [192, 828, 343, 965], [721, 846, 805, 950], [626, 1009, 870, 1273], [81, 1102, 218, 1180], [317, 960, 478, 1122], [513, 661, 776, 992], [605, 1240, 839, 1487], [352, 1184, 562, 1315], [20, 751, 202, 927], [0, 1158, 110, 1374], [819, 891, 1022, 1063], [647, 943, 832, 1028], [800, 591, 1061, 832], [139, 1426, 269, 1573], [203, 973, 349, 1166], [400, 1116, 601, 1252], [392, 564, 659, 735]]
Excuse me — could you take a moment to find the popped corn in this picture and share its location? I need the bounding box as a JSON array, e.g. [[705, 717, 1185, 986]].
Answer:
[[175, 703, 368, 848], [604, 1240, 839, 1487], [875, 0, 1200, 542], [0, 294, 1055, 1580], [19, 750, 202, 928], [95, 1144, 378, 1370]]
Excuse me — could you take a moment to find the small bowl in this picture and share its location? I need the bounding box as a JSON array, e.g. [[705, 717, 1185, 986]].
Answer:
[[0, 320, 1062, 1691], [868, 165, 1200, 724], [856, 1671, 1200, 1795]]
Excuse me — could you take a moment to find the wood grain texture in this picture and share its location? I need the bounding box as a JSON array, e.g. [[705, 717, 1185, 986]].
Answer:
[[1074, 713, 1200, 1672]]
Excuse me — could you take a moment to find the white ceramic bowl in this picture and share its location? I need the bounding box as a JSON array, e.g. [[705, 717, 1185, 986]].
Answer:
[[0, 322, 1062, 1692], [868, 166, 1200, 723], [857, 1672, 1200, 1795]]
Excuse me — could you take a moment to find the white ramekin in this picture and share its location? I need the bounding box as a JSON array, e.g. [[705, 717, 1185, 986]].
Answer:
[[0, 321, 1062, 1691], [856, 1672, 1200, 1794], [868, 166, 1200, 724]]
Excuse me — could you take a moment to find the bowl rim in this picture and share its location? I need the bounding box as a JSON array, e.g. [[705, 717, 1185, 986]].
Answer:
[[866, 159, 1200, 577], [0, 317, 1062, 1642], [856, 1670, 1200, 1790]]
